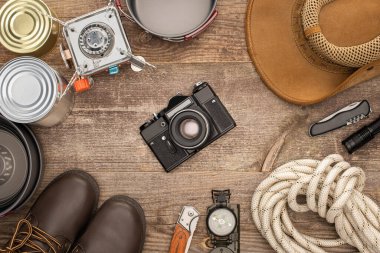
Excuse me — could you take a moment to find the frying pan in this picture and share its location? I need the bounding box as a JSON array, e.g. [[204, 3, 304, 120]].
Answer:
[[125, 0, 218, 41]]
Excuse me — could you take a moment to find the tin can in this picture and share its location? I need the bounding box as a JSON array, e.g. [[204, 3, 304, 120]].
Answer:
[[0, 0, 59, 56], [0, 57, 75, 127]]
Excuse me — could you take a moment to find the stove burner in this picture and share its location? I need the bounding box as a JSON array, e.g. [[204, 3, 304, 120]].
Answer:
[[79, 23, 114, 58]]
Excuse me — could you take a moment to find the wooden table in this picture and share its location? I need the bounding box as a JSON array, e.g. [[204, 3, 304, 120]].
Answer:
[[1, 0, 380, 252]]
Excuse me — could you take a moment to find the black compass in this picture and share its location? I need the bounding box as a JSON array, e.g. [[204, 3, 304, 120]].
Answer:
[[207, 190, 240, 253], [79, 23, 115, 58]]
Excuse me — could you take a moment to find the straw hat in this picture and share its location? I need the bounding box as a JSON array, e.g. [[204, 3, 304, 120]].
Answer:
[[246, 0, 380, 105]]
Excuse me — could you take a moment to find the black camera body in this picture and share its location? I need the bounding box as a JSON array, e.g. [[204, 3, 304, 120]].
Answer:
[[140, 82, 236, 172]]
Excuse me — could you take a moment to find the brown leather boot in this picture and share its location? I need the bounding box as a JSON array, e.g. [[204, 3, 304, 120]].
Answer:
[[0, 170, 99, 253], [71, 196, 146, 253]]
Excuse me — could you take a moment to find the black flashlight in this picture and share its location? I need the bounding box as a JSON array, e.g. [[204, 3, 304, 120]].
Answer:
[[343, 116, 380, 154]]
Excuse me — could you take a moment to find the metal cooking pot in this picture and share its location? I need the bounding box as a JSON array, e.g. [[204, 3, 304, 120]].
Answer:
[[0, 57, 75, 127], [125, 0, 218, 42]]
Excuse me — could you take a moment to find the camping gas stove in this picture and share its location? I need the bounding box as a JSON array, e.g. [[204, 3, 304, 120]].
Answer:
[[59, 4, 154, 93]]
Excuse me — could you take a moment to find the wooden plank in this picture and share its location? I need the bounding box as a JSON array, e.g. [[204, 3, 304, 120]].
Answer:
[[1, 0, 380, 252], [1, 171, 379, 252], [25, 63, 380, 173], [0, 0, 250, 65]]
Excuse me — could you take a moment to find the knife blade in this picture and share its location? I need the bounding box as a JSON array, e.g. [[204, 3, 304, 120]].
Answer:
[[169, 206, 200, 253], [309, 100, 372, 137]]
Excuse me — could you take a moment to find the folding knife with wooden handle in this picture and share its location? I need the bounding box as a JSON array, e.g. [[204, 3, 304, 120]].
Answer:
[[169, 206, 200, 253]]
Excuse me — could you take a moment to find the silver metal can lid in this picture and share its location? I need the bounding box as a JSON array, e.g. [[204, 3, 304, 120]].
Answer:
[[0, 57, 57, 123]]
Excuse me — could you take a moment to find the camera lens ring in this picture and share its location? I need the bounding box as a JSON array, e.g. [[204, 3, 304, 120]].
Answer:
[[169, 109, 210, 150]]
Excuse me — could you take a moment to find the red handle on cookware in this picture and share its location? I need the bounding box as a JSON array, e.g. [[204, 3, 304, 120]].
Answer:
[[184, 10, 218, 41]]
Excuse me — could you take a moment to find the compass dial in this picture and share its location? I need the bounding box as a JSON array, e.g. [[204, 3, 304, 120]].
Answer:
[[208, 208, 237, 236], [79, 23, 114, 58]]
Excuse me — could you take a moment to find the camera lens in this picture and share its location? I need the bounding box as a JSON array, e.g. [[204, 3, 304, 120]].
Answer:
[[207, 208, 237, 237], [179, 119, 201, 140], [169, 109, 210, 149]]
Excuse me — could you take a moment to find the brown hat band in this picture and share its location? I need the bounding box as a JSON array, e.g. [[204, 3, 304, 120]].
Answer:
[[302, 0, 380, 68], [304, 25, 321, 38]]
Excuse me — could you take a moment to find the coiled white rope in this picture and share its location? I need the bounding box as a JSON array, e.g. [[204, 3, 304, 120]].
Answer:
[[252, 154, 380, 253]]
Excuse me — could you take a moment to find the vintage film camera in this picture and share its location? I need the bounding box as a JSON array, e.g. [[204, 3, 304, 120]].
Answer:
[[207, 190, 240, 253], [140, 82, 236, 172]]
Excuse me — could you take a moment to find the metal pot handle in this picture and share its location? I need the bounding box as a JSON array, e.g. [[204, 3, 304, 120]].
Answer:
[[112, 0, 135, 23], [184, 10, 218, 41]]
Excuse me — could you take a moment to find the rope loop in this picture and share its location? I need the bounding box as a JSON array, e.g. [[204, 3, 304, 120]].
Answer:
[[252, 154, 380, 253]]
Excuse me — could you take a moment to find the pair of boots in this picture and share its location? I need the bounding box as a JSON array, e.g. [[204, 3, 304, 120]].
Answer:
[[0, 170, 146, 253]]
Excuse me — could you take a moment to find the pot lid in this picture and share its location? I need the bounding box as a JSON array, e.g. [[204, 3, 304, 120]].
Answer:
[[0, 130, 28, 204]]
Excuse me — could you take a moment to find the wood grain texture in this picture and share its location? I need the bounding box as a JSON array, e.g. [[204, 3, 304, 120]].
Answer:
[[1, 0, 380, 252]]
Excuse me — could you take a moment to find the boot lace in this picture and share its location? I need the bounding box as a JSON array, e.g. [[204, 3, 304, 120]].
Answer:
[[0, 219, 62, 253]]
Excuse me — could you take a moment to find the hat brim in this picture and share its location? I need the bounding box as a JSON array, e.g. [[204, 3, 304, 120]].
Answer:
[[246, 0, 362, 105]]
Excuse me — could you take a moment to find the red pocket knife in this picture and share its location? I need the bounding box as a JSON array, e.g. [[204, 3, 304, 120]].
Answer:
[[169, 206, 200, 253]]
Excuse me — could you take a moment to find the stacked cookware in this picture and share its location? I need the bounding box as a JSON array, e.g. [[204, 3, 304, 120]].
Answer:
[[0, 116, 43, 217]]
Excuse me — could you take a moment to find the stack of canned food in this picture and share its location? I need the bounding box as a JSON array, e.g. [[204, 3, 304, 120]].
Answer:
[[0, 0, 75, 128]]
